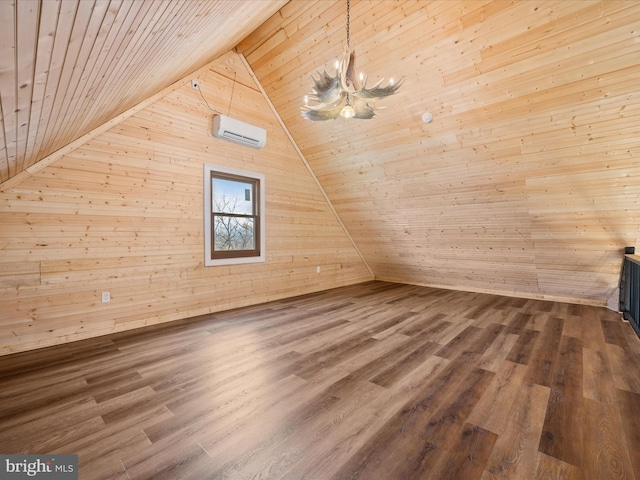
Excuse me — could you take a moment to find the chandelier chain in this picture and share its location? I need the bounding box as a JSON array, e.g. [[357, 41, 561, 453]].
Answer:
[[346, 0, 350, 49]]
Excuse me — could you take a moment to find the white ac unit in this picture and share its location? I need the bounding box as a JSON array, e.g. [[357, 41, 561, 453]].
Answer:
[[212, 114, 267, 149]]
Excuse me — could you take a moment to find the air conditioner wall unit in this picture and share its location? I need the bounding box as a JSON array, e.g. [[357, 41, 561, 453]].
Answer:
[[212, 114, 267, 149]]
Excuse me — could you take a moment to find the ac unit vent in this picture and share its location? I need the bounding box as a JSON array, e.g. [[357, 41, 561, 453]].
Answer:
[[212, 114, 267, 149]]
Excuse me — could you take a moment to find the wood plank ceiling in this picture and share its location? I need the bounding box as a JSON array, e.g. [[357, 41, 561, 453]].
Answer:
[[2, 0, 640, 305], [0, 0, 287, 182]]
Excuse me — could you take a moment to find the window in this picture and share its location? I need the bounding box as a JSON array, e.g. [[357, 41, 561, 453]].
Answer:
[[204, 164, 265, 266]]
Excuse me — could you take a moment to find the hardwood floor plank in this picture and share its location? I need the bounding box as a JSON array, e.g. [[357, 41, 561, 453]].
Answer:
[[56, 426, 152, 478], [0, 391, 96, 440], [403, 369, 496, 479], [434, 319, 477, 345], [472, 324, 507, 355], [473, 307, 509, 330], [603, 319, 632, 346], [396, 312, 448, 336], [525, 311, 551, 332], [617, 388, 640, 478], [505, 328, 540, 365], [527, 300, 554, 314], [534, 452, 582, 480], [268, 318, 351, 347], [524, 317, 564, 387], [582, 306, 607, 350], [427, 423, 498, 480], [435, 326, 484, 360], [366, 312, 422, 336], [0, 281, 639, 479], [538, 335, 584, 468], [582, 398, 635, 480], [476, 331, 519, 373], [465, 296, 500, 320], [562, 313, 584, 340], [504, 311, 532, 335], [328, 332, 419, 379], [0, 338, 119, 378], [607, 343, 640, 394], [467, 361, 528, 435], [506, 297, 528, 309], [122, 440, 213, 480], [292, 333, 379, 380], [583, 347, 616, 404], [100, 388, 172, 426], [370, 339, 440, 388], [483, 382, 550, 479], [0, 374, 89, 422], [12, 416, 106, 454]]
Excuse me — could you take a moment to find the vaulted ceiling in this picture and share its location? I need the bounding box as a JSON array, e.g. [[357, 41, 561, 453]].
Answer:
[[2, 0, 640, 304], [0, 0, 287, 183]]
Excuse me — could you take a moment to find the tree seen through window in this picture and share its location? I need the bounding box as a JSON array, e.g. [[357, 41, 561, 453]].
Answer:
[[211, 173, 260, 258]]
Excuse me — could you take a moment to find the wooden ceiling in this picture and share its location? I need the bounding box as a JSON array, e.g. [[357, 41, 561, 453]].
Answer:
[[0, 0, 287, 183], [2, 0, 640, 304]]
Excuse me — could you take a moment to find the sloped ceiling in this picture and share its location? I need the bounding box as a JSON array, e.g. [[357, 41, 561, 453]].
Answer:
[[2, 0, 640, 304], [0, 0, 287, 183]]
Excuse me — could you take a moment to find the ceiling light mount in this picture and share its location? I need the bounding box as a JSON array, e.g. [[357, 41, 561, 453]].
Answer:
[[301, 0, 404, 121]]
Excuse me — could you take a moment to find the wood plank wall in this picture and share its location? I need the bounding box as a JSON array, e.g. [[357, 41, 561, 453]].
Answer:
[[238, 0, 640, 305], [0, 52, 372, 356]]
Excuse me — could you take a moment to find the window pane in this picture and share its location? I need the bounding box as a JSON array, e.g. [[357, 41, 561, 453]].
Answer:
[[204, 164, 264, 266], [212, 177, 254, 215], [214, 216, 255, 251]]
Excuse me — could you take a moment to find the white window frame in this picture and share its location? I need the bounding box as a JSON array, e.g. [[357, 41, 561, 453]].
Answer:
[[204, 164, 265, 266]]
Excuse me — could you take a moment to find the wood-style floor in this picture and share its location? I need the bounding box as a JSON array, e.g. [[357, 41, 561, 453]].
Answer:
[[1, 281, 640, 480]]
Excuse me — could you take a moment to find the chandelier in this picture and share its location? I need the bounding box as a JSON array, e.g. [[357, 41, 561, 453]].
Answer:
[[301, 0, 404, 121]]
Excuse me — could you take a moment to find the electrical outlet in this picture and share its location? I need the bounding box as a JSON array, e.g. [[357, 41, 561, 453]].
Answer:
[[101, 292, 110, 303], [191, 79, 199, 89], [316, 266, 321, 274]]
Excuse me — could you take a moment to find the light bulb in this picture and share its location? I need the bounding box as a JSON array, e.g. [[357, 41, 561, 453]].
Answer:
[[304, 95, 308, 106], [340, 104, 355, 118], [390, 78, 394, 85]]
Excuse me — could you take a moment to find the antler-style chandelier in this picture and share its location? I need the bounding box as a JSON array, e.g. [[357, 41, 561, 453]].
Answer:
[[301, 0, 404, 121]]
